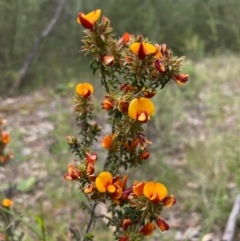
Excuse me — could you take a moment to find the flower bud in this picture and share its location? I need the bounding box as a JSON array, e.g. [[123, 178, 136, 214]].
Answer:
[[119, 32, 131, 44], [155, 218, 169, 232], [64, 164, 81, 181], [162, 195, 176, 207], [173, 73, 189, 85], [139, 222, 156, 236], [84, 184, 94, 194], [1, 131, 10, 144], [102, 55, 114, 66], [160, 44, 170, 57], [121, 218, 132, 230], [140, 150, 150, 159], [86, 152, 97, 164], [154, 59, 166, 73], [143, 89, 156, 98], [118, 100, 129, 113], [86, 163, 95, 175], [66, 135, 78, 145], [102, 98, 114, 110], [120, 83, 133, 93]]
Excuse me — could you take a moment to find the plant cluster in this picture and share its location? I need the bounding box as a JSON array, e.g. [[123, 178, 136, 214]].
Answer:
[[64, 9, 188, 241], [0, 116, 16, 240], [0, 116, 13, 167]]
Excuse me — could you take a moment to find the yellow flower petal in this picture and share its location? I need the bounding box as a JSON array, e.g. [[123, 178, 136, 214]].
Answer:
[[138, 98, 155, 115], [77, 9, 101, 29], [130, 43, 156, 59], [154, 182, 168, 201], [86, 9, 101, 23], [99, 171, 113, 185], [143, 181, 155, 199], [107, 184, 116, 193], [128, 98, 139, 120], [129, 43, 140, 55], [95, 176, 107, 192], [144, 43, 157, 55]]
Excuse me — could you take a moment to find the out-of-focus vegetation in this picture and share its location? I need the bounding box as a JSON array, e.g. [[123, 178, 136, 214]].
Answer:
[[0, 0, 240, 94], [1, 55, 239, 240]]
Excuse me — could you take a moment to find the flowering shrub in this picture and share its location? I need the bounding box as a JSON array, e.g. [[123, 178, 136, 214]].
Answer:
[[0, 117, 13, 166], [65, 9, 188, 241]]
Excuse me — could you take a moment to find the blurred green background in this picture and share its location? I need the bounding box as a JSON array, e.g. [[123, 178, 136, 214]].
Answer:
[[1, 0, 240, 94]]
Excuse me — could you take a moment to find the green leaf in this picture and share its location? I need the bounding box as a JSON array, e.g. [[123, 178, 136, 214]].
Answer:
[[35, 215, 44, 228]]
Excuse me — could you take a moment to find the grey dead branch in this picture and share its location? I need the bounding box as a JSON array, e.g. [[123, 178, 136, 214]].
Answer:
[[222, 195, 240, 241]]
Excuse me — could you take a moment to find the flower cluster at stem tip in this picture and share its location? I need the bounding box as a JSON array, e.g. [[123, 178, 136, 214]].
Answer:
[[65, 9, 188, 241]]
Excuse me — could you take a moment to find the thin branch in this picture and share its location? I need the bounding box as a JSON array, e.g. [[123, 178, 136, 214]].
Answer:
[[94, 214, 111, 221], [10, 0, 68, 95], [222, 194, 240, 241], [83, 201, 98, 241]]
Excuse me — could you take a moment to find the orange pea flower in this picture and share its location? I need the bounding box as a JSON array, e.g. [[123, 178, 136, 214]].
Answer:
[[130, 42, 156, 59], [128, 98, 155, 123], [95, 172, 127, 203], [77, 9, 101, 30], [173, 73, 189, 85], [102, 98, 114, 110], [1, 131, 10, 144], [64, 164, 81, 181], [76, 83, 94, 98], [155, 218, 169, 232], [133, 181, 145, 196], [111, 175, 128, 202], [95, 172, 115, 193], [2, 198, 13, 208], [143, 181, 168, 202], [101, 133, 116, 150], [119, 32, 131, 44], [139, 222, 156, 236], [162, 194, 176, 207]]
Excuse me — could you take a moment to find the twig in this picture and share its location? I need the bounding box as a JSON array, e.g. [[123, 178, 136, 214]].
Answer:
[[222, 194, 240, 241], [69, 227, 81, 241], [83, 201, 98, 240]]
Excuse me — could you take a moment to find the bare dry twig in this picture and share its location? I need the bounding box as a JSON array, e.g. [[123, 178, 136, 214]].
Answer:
[[222, 194, 240, 241]]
